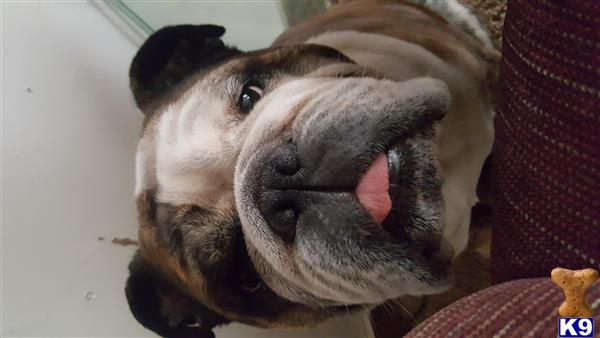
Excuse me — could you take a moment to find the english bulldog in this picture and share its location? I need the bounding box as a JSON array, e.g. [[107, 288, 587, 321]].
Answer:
[[124, 1, 499, 337]]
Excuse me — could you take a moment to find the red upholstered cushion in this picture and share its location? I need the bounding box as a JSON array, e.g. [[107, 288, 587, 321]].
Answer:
[[404, 278, 600, 338], [491, 0, 600, 283]]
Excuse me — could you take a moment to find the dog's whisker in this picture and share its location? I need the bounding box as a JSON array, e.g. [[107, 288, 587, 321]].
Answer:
[[364, 305, 374, 322], [381, 301, 394, 316], [442, 119, 478, 132], [360, 65, 367, 78], [389, 298, 416, 323]]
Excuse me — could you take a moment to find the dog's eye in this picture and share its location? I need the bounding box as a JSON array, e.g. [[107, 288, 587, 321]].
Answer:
[[240, 272, 261, 292], [238, 84, 263, 114]]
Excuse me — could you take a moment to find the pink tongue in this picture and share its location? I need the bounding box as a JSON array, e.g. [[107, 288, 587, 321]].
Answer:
[[355, 153, 392, 224]]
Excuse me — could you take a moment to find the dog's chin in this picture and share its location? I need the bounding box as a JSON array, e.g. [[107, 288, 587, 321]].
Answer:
[[254, 222, 454, 307]]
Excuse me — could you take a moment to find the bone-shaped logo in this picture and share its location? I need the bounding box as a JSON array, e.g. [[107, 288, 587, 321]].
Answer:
[[551, 267, 598, 317]]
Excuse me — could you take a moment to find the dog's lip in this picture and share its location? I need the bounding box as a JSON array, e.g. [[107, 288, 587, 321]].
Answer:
[[381, 142, 413, 240], [386, 144, 404, 186]]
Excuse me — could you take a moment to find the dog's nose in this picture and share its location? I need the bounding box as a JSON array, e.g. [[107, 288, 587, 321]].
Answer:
[[259, 190, 299, 242], [271, 142, 300, 175], [269, 205, 298, 241], [259, 143, 301, 242]]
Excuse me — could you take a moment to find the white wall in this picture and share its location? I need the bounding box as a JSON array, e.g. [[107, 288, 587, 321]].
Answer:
[[0, 2, 369, 337], [123, 1, 288, 51]]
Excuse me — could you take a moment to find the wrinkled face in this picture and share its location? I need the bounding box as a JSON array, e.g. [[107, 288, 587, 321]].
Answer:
[[126, 25, 453, 337], [236, 75, 453, 306]]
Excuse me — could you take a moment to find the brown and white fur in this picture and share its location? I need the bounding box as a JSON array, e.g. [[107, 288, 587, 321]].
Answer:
[[125, 1, 499, 337]]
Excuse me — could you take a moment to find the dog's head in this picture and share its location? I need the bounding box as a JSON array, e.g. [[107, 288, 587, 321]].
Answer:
[[126, 25, 453, 336]]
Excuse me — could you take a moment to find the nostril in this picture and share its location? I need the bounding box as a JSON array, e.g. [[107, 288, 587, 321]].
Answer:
[[269, 207, 298, 242], [272, 143, 300, 176]]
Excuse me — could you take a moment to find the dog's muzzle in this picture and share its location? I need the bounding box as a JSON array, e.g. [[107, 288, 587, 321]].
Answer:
[[255, 99, 446, 246], [236, 77, 454, 305]]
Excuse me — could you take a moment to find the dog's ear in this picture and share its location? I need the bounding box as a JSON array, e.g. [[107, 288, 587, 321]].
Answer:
[[129, 24, 241, 112], [125, 250, 230, 338]]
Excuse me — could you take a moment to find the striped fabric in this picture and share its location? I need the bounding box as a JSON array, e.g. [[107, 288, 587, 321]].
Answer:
[[405, 278, 600, 338], [491, 0, 600, 283]]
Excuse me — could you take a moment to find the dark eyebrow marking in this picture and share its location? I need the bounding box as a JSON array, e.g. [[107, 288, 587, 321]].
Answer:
[[153, 203, 213, 270], [170, 228, 184, 252]]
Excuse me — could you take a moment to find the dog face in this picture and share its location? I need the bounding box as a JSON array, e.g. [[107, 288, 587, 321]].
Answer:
[[126, 25, 453, 337]]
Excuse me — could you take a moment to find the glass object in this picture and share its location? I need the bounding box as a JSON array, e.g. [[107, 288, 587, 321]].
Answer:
[[104, 0, 330, 49]]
